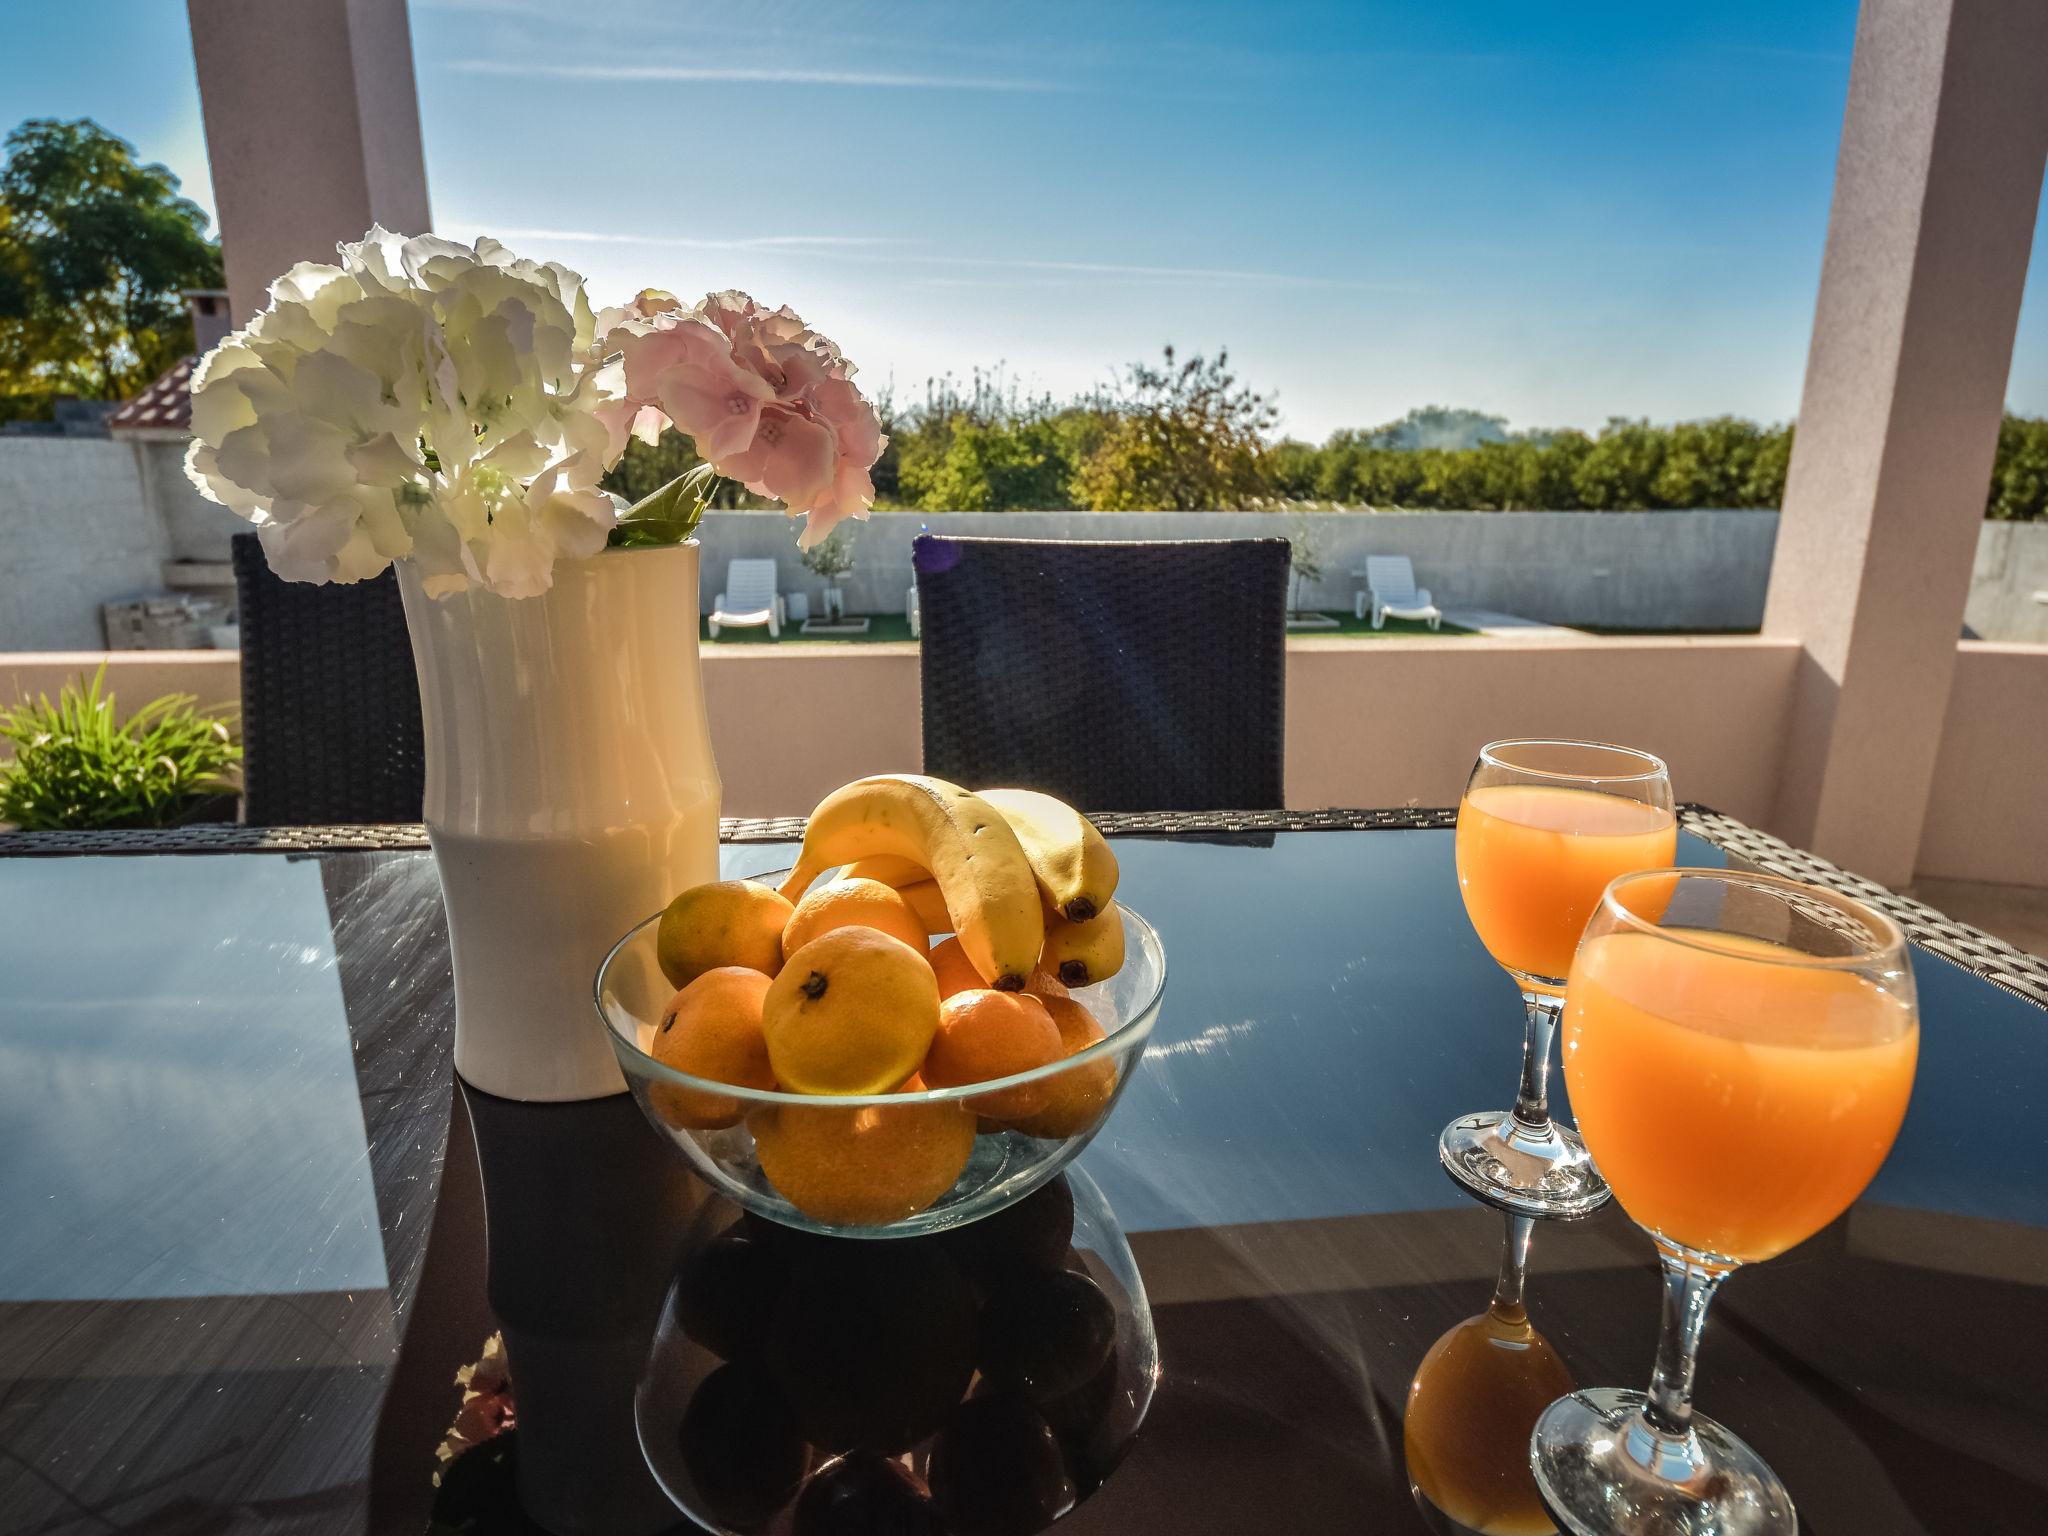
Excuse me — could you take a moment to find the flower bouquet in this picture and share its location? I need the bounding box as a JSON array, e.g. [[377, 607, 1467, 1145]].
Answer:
[[184, 228, 887, 1100]]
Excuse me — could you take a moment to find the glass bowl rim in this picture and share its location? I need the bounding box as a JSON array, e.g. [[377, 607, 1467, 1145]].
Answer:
[[1596, 866, 1910, 971], [1477, 737, 1670, 785], [593, 892, 1165, 1109]]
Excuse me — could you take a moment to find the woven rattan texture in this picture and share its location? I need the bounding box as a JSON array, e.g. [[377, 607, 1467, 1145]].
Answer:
[[233, 533, 426, 826], [1679, 807, 2048, 1008], [4, 804, 2040, 1009], [913, 536, 1291, 812]]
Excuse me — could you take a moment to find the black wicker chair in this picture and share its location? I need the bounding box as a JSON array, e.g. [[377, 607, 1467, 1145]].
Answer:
[[914, 535, 1290, 811], [231, 533, 425, 825]]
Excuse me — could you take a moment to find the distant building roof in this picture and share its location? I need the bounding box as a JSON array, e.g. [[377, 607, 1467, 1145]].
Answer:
[[107, 356, 196, 438]]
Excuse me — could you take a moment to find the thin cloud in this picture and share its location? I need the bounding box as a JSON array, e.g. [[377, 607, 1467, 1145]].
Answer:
[[447, 59, 1072, 92], [463, 224, 1420, 293], [467, 226, 906, 253]]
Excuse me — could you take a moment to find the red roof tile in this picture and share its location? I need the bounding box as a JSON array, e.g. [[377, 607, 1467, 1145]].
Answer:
[[108, 356, 196, 435]]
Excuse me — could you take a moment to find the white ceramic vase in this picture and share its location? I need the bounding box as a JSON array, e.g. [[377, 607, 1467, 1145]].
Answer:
[[398, 541, 720, 1102]]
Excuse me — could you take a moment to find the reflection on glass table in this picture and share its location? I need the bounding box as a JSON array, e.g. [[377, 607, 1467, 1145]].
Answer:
[[1405, 1213, 1571, 1536], [2, 824, 2044, 1536], [637, 1170, 1156, 1535]]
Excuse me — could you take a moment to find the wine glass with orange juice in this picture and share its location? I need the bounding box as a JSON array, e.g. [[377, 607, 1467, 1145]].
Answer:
[[1442, 740, 1676, 1217], [1531, 868, 1919, 1534]]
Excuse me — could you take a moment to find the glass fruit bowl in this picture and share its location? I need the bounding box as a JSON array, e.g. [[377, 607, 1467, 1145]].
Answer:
[[635, 1170, 1158, 1535], [594, 875, 1164, 1238]]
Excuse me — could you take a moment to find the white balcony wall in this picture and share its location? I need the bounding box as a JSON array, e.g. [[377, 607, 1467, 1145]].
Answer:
[[0, 441, 174, 650], [8, 640, 2042, 894]]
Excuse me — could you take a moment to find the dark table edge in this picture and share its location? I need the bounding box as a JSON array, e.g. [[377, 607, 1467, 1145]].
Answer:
[[3, 805, 2042, 1009]]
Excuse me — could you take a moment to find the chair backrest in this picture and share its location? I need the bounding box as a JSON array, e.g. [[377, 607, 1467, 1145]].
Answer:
[[723, 559, 779, 609], [914, 536, 1289, 812], [232, 533, 425, 825], [1366, 556, 1420, 602]]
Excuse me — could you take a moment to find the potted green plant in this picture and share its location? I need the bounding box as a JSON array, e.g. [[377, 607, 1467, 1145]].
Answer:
[[0, 666, 240, 829], [1284, 513, 1337, 628], [799, 525, 859, 625]]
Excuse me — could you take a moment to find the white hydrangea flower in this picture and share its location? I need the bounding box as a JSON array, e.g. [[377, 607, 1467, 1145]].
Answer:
[[185, 227, 623, 597]]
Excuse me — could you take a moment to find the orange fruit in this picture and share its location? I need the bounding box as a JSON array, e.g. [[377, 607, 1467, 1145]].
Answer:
[[783, 877, 930, 958], [1008, 995, 1118, 1140], [658, 880, 793, 989], [1024, 968, 1069, 1001], [922, 990, 1064, 1120], [649, 967, 776, 1129], [763, 926, 940, 1094], [928, 935, 987, 1000], [750, 1098, 976, 1225]]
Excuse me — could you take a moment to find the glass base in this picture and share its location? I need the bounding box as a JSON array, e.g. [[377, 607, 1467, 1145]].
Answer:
[[1438, 1110, 1611, 1218], [1530, 1387, 1796, 1536]]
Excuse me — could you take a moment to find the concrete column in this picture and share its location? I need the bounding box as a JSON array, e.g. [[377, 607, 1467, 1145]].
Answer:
[[1764, 0, 2048, 886], [187, 0, 433, 322]]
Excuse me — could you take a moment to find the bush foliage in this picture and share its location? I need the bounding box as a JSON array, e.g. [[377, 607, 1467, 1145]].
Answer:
[[608, 349, 2048, 520], [866, 358, 2047, 519], [0, 666, 240, 830]]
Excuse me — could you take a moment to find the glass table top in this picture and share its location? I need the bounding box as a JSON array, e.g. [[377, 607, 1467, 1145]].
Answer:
[[1, 827, 2042, 1534]]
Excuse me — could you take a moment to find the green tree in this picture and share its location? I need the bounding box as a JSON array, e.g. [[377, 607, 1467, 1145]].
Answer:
[[0, 118, 223, 417], [1572, 418, 1669, 509], [1653, 417, 1766, 508], [1986, 414, 2048, 521], [1072, 347, 1278, 510], [1514, 429, 1593, 509], [1264, 438, 1321, 499], [899, 415, 1071, 511], [601, 427, 762, 507]]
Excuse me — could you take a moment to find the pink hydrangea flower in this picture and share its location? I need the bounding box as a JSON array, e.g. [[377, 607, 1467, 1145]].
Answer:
[[606, 291, 886, 547]]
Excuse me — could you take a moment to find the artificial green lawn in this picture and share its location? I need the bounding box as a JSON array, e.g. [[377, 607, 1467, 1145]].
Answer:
[[1286, 611, 1477, 638], [699, 611, 1472, 646], [701, 614, 919, 645]]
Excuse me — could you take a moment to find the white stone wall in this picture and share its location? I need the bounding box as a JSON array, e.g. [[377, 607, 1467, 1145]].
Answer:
[[1966, 521, 2048, 643], [696, 509, 1785, 632], [6, 437, 2046, 645], [0, 440, 174, 649]]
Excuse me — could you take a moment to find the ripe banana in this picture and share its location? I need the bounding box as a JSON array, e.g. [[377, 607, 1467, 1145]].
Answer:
[[841, 854, 930, 887], [977, 788, 1119, 923], [781, 776, 1043, 989], [1041, 902, 1125, 988]]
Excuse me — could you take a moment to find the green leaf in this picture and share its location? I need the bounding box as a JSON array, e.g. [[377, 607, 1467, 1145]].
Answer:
[[0, 662, 240, 830], [607, 463, 718, 549]]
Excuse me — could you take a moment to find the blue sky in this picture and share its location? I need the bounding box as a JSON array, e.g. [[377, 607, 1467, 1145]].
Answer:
[[6, 0, 2045, 439]]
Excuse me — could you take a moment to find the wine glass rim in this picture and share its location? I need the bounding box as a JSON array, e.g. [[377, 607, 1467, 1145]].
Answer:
[[1598, 866, 1909, 968], [591, 890, 1166, 1108], [1478, 738, 1670, 784]]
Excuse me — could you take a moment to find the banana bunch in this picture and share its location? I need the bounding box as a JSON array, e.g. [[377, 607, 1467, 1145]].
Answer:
[[1040, 904, 1126, 988], [975, 789, 1119, 923], [795, 776, 1127, 989], [779, 775, 1045, 990]]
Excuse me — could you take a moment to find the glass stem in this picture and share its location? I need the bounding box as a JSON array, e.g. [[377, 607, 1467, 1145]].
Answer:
[[1642, 1243, 1731, 1439], [1493, 1212, 1535, 1313], [1512, 990, 1562, 1131]]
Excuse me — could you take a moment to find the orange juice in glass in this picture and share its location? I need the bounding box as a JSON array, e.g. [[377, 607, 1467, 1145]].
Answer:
[[1457, 786, 1679, 990], [1441, 741, 1675, 1218], [1532, 869, 1918, 1536], [1565, 927, 1917, 1263]]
